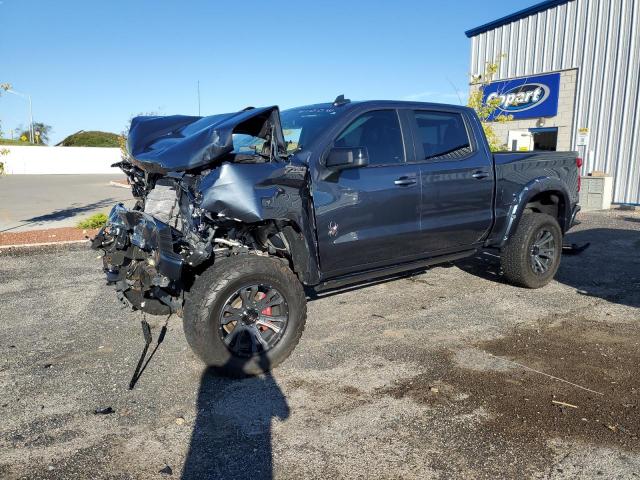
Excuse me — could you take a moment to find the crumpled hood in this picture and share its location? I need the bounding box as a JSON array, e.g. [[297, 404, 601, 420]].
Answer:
[[127, 106, 286, 174]]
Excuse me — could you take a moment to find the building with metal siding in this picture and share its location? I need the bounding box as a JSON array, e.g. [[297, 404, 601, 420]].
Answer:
[[466, 0, 640, 204]]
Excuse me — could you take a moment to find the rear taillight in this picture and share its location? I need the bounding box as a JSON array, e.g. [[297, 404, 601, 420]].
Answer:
[[576, 157, 583, 192]]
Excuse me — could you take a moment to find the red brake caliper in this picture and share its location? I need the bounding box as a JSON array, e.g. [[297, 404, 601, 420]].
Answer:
[[258, 292, 272, 331]]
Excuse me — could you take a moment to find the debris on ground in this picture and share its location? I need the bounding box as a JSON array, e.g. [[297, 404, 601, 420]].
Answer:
[[562, 242, 591, 255], [93, 407, 115, 415], [159, 465, 173, 475]]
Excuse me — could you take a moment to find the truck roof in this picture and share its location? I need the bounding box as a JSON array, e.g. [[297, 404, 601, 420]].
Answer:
[[285, 100, 473, 114]]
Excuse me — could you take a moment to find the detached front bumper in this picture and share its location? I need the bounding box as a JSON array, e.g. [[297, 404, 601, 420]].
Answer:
[[92, 204, 183, 314]]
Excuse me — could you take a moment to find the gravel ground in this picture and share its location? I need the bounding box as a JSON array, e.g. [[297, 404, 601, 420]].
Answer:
[[0, 209, 639, 479]]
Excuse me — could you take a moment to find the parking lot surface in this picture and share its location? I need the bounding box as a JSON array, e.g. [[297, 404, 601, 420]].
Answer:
[[0, 175, 130, 233], [1, 209, 639, 479]]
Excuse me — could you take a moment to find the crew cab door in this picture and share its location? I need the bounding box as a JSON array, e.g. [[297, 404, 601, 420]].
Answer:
[[313, 109, 422, 277], [408, 108, 494, 252]]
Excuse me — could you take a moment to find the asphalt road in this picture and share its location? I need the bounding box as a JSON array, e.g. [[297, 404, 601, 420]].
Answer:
[[1, 210, 639, 479], [0, 175, 132, 233]]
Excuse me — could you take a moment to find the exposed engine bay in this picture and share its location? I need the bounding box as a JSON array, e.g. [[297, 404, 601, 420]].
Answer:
[[92, 106, 317, 316]]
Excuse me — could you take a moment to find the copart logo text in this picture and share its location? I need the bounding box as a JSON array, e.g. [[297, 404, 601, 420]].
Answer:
[[487, 83, 550, 112]]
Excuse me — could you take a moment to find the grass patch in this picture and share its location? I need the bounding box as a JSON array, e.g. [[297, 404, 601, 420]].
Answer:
[[0, 138, 37, 146], [77, 213, 108, 229]]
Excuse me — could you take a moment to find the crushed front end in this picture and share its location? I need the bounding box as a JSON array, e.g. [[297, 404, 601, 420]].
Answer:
[[92, 203, 185, 315], [92, 105, 315, 316]]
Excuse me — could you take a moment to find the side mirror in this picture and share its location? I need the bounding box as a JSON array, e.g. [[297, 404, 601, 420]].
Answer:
[[325, 147, 369, 171]]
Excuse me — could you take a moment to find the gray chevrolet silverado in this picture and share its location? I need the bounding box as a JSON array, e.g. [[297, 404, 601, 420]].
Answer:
[[93, 97, 581, 376]]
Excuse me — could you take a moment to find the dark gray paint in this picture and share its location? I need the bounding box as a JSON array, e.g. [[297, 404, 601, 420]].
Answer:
[[120, 100, 580, 286]]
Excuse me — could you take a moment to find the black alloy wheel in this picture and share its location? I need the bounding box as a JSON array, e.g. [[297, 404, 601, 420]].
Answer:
[[219, 284, 289, 357], [183, 255, 307, 376], [529, 228, 556, 274], [501, 212, 563, 289]]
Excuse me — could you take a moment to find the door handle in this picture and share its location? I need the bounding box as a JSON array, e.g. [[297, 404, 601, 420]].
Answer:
[[472, 171, 489, 180], [394, 176, 417, 186]]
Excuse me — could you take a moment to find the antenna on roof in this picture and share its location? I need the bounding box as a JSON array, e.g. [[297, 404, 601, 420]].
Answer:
[[333, 94, 351, 106]]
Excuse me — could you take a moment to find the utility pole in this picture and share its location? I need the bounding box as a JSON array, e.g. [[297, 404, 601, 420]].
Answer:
[[27, 93, 34, 143], [197, 80, 201, 116]]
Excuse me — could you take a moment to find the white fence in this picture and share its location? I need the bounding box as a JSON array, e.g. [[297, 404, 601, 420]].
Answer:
[[1, 146, 122, 174]]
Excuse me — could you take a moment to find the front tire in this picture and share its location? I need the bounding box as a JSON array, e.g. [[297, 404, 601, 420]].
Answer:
[[183, 255, 306, 376], [501, 213, 562, 289]]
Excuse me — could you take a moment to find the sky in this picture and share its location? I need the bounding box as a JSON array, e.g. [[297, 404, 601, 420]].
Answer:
[[0, 0, 536, 144]]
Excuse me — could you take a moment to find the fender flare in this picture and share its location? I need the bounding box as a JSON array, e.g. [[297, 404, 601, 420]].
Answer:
[[280, 224, 321, 285], [499, 176, 570, 247]]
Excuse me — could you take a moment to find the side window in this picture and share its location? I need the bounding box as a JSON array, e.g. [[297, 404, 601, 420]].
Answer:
[[334, 110, 404, 165], [413, 111, 472, 160]]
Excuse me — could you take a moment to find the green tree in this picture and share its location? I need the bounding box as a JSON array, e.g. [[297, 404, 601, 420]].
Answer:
[[18, 122, 51, 145], [468, 55, 512, 152]]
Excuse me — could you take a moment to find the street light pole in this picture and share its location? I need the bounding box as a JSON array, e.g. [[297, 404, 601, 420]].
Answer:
[[27, 93, 34, 144], [0, 85, 34, 143]]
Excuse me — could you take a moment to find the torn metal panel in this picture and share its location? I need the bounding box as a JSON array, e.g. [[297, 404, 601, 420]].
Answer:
[[197, 160, 321, 284], [198, 162, 307, 223], [127, 106, 286, 174]]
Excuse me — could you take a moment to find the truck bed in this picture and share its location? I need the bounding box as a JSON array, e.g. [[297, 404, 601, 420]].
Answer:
[[488, 151, 580, 246]]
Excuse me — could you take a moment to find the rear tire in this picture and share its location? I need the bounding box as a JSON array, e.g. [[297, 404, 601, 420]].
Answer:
[[183, 255, 306, 377], [501, 213, 562, 289]]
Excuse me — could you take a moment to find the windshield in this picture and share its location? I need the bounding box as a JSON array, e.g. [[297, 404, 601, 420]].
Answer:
[[281, 106, 343, 153]]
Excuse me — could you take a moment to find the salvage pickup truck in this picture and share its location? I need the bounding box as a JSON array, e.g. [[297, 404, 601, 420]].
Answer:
[[93, 97, 581, 376]]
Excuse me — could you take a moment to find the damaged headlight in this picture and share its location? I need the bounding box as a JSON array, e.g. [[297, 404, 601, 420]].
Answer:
[[130, 216, 159, 252], [131, 222, 147, 250], [108, 203, 128, 228]]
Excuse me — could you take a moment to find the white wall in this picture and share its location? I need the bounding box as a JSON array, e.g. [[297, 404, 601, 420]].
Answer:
[[1, 146, 122, 174]]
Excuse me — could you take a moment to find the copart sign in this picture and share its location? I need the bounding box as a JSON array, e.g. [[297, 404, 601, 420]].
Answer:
[[483, 72, 560, 120]]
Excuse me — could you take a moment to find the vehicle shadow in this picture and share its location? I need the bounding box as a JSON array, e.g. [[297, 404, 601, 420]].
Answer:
[[24, 198, 118, 223], [455, 226, 640, 309], [181, 355, 289, 480], [1, 198, 126, 233]]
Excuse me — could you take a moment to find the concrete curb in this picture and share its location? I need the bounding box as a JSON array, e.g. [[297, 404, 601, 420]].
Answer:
[[0, 240, 92, 256], [619, 204, 637, 211], [109, 180, 131, 189]]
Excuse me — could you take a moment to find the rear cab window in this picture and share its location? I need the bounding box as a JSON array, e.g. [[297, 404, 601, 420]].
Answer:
[[334, 110, 405, 166], [412, 110, 472, 161]]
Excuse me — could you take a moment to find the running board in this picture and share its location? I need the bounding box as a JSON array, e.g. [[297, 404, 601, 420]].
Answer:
[[314, 250, 477, 293]]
